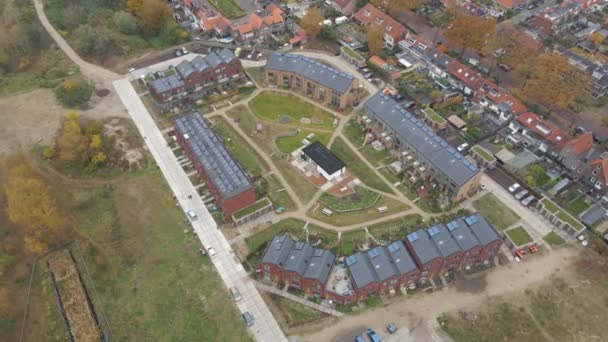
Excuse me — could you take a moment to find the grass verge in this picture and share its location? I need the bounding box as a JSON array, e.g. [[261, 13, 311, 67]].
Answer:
[[473, 194, 520, 231], [543, 232, 566, 246], [505, 226, 533, 246]]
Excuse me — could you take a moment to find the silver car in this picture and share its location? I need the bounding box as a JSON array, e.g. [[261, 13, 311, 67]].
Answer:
[[521, 195, 536, 207], [515, 189, 529, 200]]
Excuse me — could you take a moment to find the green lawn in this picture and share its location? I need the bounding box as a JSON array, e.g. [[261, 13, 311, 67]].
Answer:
[[274, 157, 318, 204], [275, 130, 332, 154], [319, 187, 380, 211], [506, 226, 533, 246], [423, 108, 446, 125], [342, 121, 391, 167], [541, 198, 584, 230], [473, 194, 520, 231], [233, 198, 272, 220], [308, 194, 409, 226], [249, 92, 335, 129], [339, 229, 369, 255], [367, 214, 423, 239], [208, 0, 246, 18], [342, 46, 365, 61], [27, 167, 251, 341], [265, 174, 296, 212], [543, 232, 566, 246], [244, 219, 307, 254], [211, 116, 269, 178], [566, 197, 590, 216], [344, 121, 366, 146], [330, 137, 393, 193]]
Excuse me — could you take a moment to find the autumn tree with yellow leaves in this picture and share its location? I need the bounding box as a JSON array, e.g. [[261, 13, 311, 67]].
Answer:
[[5, 158, 65, 255], [445, 14, 496, 57], [300, 7, 323, 37], [367, 24, 385, 55]]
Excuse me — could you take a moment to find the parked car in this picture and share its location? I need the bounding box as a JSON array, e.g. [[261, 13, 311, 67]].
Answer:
[[187, 210, 198, 221], [207, 247, 217, 257], [354, 336, 366, 342], [508, 183, 521, 193], [467, 58, 479, 66], [231, 287, 242, 302], [521, 195, 536, 207], [366, 328, 381, 342], [364, 72, 373, 79], [457, 143, 469, 152], [242, 311, 255, 326], [387, 323, 398, 334], [497, 63, 511, 72], [515, 189, 529, 200], [493, 48, 506, 58], [478, 65, 490, 74], [402, 101, 416, 109]]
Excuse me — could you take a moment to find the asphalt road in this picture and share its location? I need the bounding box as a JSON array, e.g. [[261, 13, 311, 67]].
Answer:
[[113, 75, 286, 342]]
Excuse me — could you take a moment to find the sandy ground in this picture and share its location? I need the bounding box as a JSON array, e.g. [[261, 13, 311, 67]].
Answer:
[[0, 88, 128, 156], [293, 246, 580, 342]]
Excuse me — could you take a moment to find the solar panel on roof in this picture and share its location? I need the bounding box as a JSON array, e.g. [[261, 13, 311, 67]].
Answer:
[[465, 215, 478, 226], [427, 225, 441, 237], [468, 164, 477, 172], [447, 221, 460, 231], [416, 121, 423, 127], [345, 255, 357, 266], [314, 249, 324, 257], [456, 154, 462, 160], [387, 242, 400, 253], [433, 135, 441, 142], [463, 160, 471, 166], [440, 141, 448, 147], [295, 242, 305, 250], [368, 248, 380, 259], [407, 231, 419, 242]]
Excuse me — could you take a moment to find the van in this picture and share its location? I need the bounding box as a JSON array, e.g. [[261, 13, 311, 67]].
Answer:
[[187, 210, 198, 221], [242, 312, 255, 327], [231, 287, 242, 302]]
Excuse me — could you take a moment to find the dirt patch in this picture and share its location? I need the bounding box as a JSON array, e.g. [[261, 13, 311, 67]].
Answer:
[[103, 118, 145, 171], [454, 273, 488, 294], [0, 88, 128, 156]]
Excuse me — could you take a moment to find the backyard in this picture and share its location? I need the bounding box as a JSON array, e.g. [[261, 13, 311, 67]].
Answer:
[[249, 92, 335, 130], [473, 194, 520, 231], [330, 138, 393, 193], [208, 0, 246, 19], [23, 166, 251, 341]]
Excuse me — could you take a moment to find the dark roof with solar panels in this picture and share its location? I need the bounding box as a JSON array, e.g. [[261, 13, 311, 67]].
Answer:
[[266, 52, 356, 93], [173, 112, 251, 199], [364, 92, 479, 187]]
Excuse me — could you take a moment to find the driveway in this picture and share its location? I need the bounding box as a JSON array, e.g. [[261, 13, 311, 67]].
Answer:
[[113, 76, 287, 342]]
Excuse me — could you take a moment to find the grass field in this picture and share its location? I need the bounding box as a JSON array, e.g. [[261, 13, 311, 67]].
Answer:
[[543, 232, 566, 246], [265, 174, 297, 212], [212, 116, 269, 178], [246, 67, 266, 86], [343, 122, 391, 167], [308, 194, 409, 226], [249, 92, 335, 130], [273, 296, 324, 326], [274, 157, 318, 204], [505, 226, 533, 246], [367, 214, 423, 239], [319, 187, 380, 211], [330, 138, 393, 193], [209, 0, 246, 18], [275, 130, 332, 154], [473, 194, 520, 231], [22, 167, 252, 341]]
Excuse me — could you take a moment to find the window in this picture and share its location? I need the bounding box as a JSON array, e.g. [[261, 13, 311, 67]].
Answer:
[[295, 77, 301, 88], [364, 10, 371, 16], [386, 25, 392, 32], [375, 17, 384, 24], [319, 87, 326, 101]]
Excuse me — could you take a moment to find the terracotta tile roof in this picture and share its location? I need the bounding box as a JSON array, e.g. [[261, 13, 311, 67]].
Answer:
[[517, 112, 570, 147], [496, 0, 523, 9], [590, 158, 608, 185], [353, 4, 407, 41], [369, 55, 387, 68], [447, 60, 483, 90], [565, 132, 595, 156]]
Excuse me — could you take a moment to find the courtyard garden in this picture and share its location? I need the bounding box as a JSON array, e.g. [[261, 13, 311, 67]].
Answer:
[[249, 91, 335, 130], [473, 194, 520, 231], [307, 194, 410, 227], [318, 186, 379, 211]]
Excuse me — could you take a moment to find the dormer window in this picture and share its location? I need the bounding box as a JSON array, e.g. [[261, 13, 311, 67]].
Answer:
[[593, 169, 598, 175], [364, 10, 371, 16], [577, 168, 583, 174], [386, 25, 392, 31], [375, 17, 384, 24]]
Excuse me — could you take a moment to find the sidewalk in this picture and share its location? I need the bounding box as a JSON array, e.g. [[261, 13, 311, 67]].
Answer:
[[255, 281, 344, 317]]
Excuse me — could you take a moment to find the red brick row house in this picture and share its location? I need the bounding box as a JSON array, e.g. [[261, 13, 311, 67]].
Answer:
[[173, 112, 256, 217], [149, 49, 244, 108], [260, 213, 502, 304]]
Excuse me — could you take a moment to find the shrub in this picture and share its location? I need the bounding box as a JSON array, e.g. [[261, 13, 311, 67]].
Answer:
[[73, 24, 112, 57], [113, 11, 138, 34], [55, 79, 93, 107], [43, 146, 57, 159]]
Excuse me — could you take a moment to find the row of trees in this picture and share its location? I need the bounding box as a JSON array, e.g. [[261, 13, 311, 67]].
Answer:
[[5, 158, 65, 255], [46, 111, 112, 172]]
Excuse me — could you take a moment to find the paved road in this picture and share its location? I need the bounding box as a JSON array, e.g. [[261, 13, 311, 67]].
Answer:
[[113, 77, 287, 342]]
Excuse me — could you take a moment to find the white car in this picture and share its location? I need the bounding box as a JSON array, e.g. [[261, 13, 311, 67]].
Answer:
[[508, 183, 520, 193], [457, 143, 469, 152], [207, 247, 217, 257], [187, 210, 198, 221]]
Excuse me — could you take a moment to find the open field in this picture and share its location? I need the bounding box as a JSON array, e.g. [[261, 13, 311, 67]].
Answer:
[[330, 138, 393, 193], [21, 166, 251, 341], [249, 92, 335, 130], [440, 253, 608, 342], [473, 194, 520, 231]]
